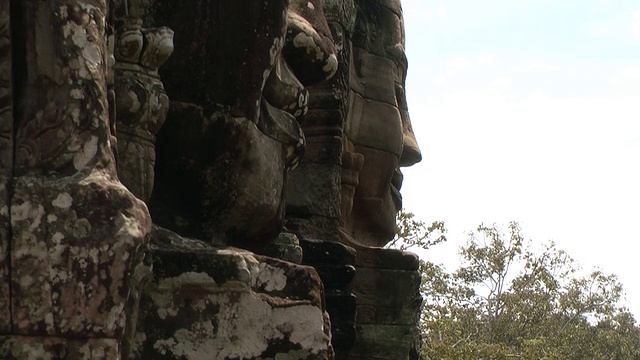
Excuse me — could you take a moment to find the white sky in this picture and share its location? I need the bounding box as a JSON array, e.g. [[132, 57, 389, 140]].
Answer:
[[400, 0, 640, 316]]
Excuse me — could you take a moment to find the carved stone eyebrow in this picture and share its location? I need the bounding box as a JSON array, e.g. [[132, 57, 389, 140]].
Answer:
[[386, 43, 408, 69], [367, 0, 403, 18]]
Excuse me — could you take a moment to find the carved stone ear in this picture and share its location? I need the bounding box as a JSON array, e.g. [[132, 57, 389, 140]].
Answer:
[[262, 55, 309, 120], [284, 4, 338, 84], [114, 17, 144, 63]]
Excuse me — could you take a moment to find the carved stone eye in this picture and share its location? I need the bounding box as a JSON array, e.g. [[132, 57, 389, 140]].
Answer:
[[395, 83, 407, 109], [356, 57, 366, 77]]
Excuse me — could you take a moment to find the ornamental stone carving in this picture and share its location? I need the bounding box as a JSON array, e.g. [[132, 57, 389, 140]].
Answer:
[[0, 0, 425, 359]]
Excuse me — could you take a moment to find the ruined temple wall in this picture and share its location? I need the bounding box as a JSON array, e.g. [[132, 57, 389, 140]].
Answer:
[[285, 0, 356, 243], [0, 1, 422, 358], [0, 0, 13, 335], [1, 1, 151, 357]]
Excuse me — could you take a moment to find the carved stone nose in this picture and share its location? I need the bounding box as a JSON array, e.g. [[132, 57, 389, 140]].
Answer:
[[400, 131, 422, 167]]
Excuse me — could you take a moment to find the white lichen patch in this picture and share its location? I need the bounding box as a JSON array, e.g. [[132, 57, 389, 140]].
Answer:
[[307, 2, 315, 10], [52, 192, 73, 209], [9, 341, 52, 360], [44, 312, 55, 328], [70, 24, 88, 48], [73, 135, 99, 170], [11, 200, 45, 231], [70, 88, 85, 99], [82, 43, 102, 66], [70, 218, 92, 238], [293, 33, 318, 57], [157, 272, 219, 293], [49, 232, 67, 264], [20, 275, 34, 288], [151, 291, 328, 359], [254, 263, 287, 292], [274, 305, 325, 352], [323, 53, 338, 75], [71, 107, 81, 125], [14, 232, 47, 260], [151, 272, 220, 320], [105, 303, 125, 332], [51, 231, 65, 243]]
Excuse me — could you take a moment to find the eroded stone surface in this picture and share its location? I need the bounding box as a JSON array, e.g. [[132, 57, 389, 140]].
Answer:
[[2, 1, 425, 359], [7, 0, 151, 349], [114, 17, 174, 202], [285, 0, 424, 358], [0, 336, 121, 360], [133, 228, 333, 359], [283, 1, 360, 358], [150, 107, 292, 243], [341, 0, 421, 248], [10, 173, 150, 337], [0, 0, 13, 335], [137, 0, 308, 247]]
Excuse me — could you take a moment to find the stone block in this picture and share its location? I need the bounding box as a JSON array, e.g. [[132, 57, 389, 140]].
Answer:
[[10, 174, 151, 338], [132, 227, 333, 360], [286, 216, 342, 243], [349, 324, 419, 360], [350, 267, 421, 310], [0, 336, 120, 360], [287, 162, 342, 219], [0, 0, 12, 334], [354, 247, 419, 270]]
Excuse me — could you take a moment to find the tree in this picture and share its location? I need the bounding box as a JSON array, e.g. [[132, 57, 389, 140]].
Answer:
[[387, 209, 446, 251], [392, 212, 640, 360]]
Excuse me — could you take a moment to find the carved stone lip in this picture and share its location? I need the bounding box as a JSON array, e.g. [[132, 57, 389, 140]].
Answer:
[[391, 168, 403, 208]]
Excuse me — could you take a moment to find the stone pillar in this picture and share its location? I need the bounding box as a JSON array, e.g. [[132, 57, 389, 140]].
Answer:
[[2, 1, 151, 357], [348, 248, 422, 360], [0, 0, 13, 336], [111, 1, 337, 358], [113, 17, 174, 202], [337, 0, 424, 358], [285, 1, 360, 358]]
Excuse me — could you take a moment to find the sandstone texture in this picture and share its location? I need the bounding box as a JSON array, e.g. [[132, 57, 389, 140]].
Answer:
[[0, 0, 424, 359]]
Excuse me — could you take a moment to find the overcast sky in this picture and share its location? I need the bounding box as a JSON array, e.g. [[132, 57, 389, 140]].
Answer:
[[400, 0, 640, 316]]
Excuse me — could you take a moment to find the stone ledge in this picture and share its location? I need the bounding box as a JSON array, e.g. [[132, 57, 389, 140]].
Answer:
[[132, 227, 333, 360], [0, 336, 120, 360]]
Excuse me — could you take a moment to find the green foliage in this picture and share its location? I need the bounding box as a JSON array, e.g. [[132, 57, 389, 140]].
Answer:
[[393, 212, 640, 360], [387, 209, 447, 251]]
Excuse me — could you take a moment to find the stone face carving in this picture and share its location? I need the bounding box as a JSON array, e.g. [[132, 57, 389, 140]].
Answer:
[[342, 0, 421, 248], [113, 0, 339, 358], [284, 2, 361, 358], [145, 0, 296, 243], [1, 0, 425, 358], [285, 0, 424, 358], [146, 0, 337, 246], [342, 2, 424, 358]]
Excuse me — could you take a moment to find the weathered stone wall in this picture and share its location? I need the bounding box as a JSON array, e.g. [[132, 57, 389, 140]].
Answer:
[[0, 0, 13, 336], [2, 1, 151, 357], [0, 0, 424, 359], [133, 228, 333, 359]]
